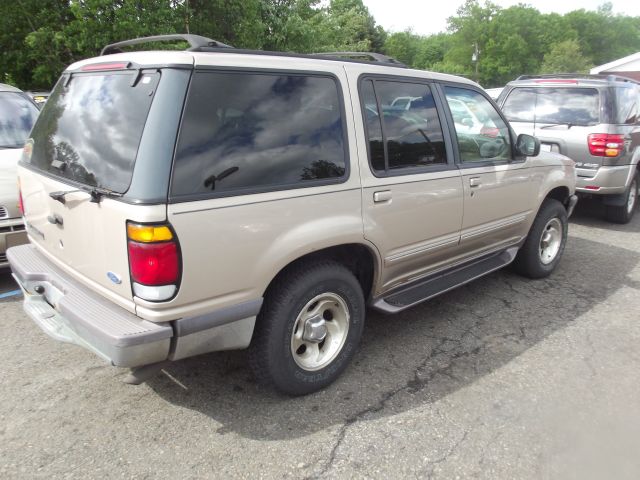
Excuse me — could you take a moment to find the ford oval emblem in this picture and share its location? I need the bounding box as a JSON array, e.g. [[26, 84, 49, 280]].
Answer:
[[107, 272, 122, 285]]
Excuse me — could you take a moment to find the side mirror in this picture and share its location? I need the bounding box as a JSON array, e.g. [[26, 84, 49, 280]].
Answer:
[[516, 133, 540, 157]]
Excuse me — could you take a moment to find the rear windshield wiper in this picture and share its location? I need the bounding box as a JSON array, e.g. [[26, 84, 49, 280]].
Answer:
[[50, 186, 123, 204], [88, 186, 124, 203]]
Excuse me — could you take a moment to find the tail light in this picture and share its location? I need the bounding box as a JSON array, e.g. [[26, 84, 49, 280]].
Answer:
[[127, 222, 181, 301], [17, 179, 25, 215], [588, 134, 624, 157], [480, 126, 500, 138]]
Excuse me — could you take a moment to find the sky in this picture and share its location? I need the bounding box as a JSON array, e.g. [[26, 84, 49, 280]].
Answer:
[[363, 0, 640, 36]]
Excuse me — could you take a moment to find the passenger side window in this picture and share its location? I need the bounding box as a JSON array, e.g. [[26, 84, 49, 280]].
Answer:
[[171, 72, 347, 198], [361, 79, 447, 175], [445, 87, 511, 163]]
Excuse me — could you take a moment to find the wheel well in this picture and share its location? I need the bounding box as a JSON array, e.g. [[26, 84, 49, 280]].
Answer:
[[544, 186, 570, 207], [264, 244, 376, 301]]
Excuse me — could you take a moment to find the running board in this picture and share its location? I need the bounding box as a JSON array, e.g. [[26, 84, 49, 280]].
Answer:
[[372, 247, 519, 314]]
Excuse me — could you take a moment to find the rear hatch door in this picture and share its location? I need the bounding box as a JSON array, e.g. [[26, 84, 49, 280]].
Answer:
[[19, 66, 169, 311], [501, 85, 603, 166]]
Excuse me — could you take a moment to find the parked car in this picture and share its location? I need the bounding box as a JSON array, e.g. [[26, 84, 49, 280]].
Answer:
[[0, 83, 37, 269], [8, 35, 576, 395], [498, 74, 640, 223]]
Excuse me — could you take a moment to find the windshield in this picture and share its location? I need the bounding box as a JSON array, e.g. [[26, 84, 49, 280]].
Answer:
[[502, 87, 600, 126], [26, 71, 159, 193], [0, 92, 39, 148]]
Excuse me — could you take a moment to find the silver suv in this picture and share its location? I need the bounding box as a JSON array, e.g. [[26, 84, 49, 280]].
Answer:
[[8, 35, 577, 395], [498, 74, 640, 223]]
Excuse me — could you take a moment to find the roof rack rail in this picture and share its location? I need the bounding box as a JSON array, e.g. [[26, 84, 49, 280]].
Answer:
[[313, 51, 406, 67], [515, 73, 638, 84], [101, 34, 233, 56]]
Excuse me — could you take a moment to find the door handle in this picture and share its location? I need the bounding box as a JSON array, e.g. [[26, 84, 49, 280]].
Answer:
[[373, 190, 392, 203], [469, 177, 481, 188]]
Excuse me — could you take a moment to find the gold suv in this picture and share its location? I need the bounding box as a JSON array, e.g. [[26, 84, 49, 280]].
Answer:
[[8, 35, 577, 395]]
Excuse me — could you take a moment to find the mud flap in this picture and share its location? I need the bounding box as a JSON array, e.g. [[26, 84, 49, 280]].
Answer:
[[603, 192, 627, 206]]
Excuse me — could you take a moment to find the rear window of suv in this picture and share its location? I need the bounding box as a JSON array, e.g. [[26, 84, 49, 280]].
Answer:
[[502, 87, 600, 126], [26, 71, 160, 193], [171, 71, 347, 199]]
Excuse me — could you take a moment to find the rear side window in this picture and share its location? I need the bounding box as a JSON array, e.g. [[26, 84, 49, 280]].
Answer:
[[613, 86, 639, 125], [0, 92, 39, 149], [360, 78, 447, 175], [502, 87, 600, 126], [171, 71, 347, 198], [27, 71, 160, 193]]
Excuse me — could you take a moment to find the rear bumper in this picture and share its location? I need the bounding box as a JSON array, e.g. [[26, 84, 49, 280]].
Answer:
[[0, 218, 28, 269], [8, 244, 173, 367], [7, 244, 261, 369], [576, 165, 634, 195]]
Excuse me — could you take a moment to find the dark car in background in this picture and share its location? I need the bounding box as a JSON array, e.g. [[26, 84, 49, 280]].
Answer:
[[498, 74, 640, 223]]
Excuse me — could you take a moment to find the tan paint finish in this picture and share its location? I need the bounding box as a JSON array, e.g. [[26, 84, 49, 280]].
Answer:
[[458, 161, 536, 257], [18, 166, 167, 313], [17, 52, 577, 326]]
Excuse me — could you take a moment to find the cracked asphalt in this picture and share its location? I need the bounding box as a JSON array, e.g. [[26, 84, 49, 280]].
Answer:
[[2, 199, 640, 479]]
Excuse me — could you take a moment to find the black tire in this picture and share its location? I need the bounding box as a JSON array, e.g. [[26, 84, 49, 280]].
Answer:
[[512, 199, 568, 279], [249, 261, 365, 396], [604, 175, 638, 224]]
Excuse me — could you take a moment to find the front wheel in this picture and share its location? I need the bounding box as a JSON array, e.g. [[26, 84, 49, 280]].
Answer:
[[249, 261, 365, 395], [605, 175, 638, 224], [512, 199, 568, 279]]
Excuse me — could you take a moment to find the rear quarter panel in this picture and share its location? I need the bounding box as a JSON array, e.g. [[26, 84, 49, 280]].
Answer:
[[139, 60, 369, 322], [152, 187, 365, 321]]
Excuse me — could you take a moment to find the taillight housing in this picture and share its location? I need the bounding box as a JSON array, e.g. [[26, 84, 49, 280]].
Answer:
[[17, 178, 25, 215], [588, 134, 624, 157], [127, 222, 181, 302]]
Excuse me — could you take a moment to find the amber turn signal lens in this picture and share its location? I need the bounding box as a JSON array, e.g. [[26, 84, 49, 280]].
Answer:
[[127, 223, 173, 243]]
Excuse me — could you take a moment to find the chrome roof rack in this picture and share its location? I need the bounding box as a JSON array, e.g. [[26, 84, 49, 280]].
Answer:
[[515, 73, 638, 84], [313, 51, 406, 67], [101, 34, 233, 56]]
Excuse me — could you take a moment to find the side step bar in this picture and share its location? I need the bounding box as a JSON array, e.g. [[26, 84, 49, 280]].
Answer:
[[372, 247, 519, 314]]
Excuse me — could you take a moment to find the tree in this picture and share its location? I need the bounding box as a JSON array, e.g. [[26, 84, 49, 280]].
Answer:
[[0, 0, 72, 88], [444, 0, 501, 81], [540, 39, 592, 74]]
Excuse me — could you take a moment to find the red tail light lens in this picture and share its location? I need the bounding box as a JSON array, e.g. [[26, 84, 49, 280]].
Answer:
[[588, 134, 624, 157], [480, 126, 500, 138], [128, 241, 179, 286], [17, 179, 24, 215], [127, 222, 181, 292]]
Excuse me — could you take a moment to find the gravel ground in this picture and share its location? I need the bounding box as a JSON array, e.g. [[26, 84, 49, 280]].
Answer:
[[1, 199, 639, 479]]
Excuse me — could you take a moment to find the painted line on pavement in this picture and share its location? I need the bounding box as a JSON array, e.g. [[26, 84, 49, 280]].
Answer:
[[0, 289, 22, 299]]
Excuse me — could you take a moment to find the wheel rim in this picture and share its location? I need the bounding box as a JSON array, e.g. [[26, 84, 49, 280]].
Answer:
[[539, 217, 563, 265], [290, 292, 350, 372], [627, 178, 637, 215]]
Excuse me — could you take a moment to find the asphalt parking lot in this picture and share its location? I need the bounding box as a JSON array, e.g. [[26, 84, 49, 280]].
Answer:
[[1, 199, 639, 479]]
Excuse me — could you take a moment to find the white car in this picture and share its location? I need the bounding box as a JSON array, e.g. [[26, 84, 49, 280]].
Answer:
[[0, 83, 38, 268]]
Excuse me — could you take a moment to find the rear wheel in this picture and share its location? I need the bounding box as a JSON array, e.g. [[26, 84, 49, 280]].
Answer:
[[249, 261, 365, 395], [604, 175, 638, 224], [512, 199, 568, 279]]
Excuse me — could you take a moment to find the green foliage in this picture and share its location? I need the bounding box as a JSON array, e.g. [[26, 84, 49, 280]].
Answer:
[[1, 0, 640, 90], [541, 39, 593, 74]]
